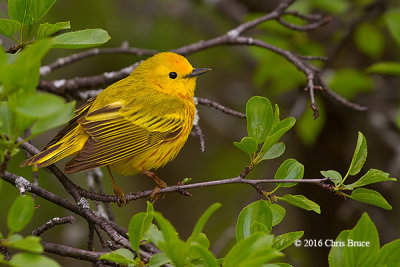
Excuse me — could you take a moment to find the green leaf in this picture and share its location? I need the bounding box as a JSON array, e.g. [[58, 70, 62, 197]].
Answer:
[[275, 159, 304, 188], [296, 99, 325, 146], [8, 0, 32, 25], [10, 253, 60, 267], [343, 213, 380, 267], [153, 212, 178, 243], [15, 39, 53, 66], [347, 132, 367, 176], [386, 10, 400, 44], [158, 239, 188, 267], [0, 101, 12, 136], [31, 101, 75, 136], [7, 236, 43, 253], [260, 142, 285, 161], [348, 188, 392, 210], [191, 203, 221, 239], [250, 222, 269, 235], [15, 92, 65, 118], [224, 233, 281, 267], [246, 96, 274, 144], [328, 230, 350, 267], [52, 29, 110, 49], [36, 21, 70, 39], [0, 19, 21, 39], [0, 44, 6, 66], [145, 224, 164, 247], [9, 234, 23, 242], [366, 62, 400, 75], [273, 231, 304, 251], [128, 212, 152, 253], [148, 252, 170, 267], [234, 137, 258, 156], [29, 0, 57, 23], [263, 264, 292, 267], [320, 170, 342, 186], [376, 239, 400, 266], [273, 104, 280, 126], [354, 23, 384, 58], [261, 117, 296, 154], [346, 169, 396, 190], [98, 249, 135, 265], [278, 194, 320, 214], [269, 204, 285, 226], [235, 200, 272, 241], [190, 244, 219, 267], [312, 0, 349, 14], [7, 195, 35, 233], [0, 39, 53, 96], [329, 69, 373, 100], [127, 201, 154, 253], [188, 233, 210, 251]]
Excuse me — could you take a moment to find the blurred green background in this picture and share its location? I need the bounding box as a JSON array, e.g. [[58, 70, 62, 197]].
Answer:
[[1, 0, 400, 266]]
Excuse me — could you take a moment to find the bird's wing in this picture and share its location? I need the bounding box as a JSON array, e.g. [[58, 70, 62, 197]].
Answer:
[[42, 97, 96, 150], [64, 96, 185, 173]]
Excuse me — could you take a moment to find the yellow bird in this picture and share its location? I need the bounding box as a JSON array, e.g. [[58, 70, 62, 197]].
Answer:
[[21, 52, 211, 204]]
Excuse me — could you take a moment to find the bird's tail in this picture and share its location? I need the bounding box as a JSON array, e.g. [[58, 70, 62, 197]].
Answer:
[[20, 97, 95, 169], [20, 126, 88, 169]]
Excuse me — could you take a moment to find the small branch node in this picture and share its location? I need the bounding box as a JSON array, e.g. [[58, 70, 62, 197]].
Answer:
[[176, 182, 192, 196], [15, 176, 32, 194], [77, 197, 91, 210], [227, 29, 240, 39]]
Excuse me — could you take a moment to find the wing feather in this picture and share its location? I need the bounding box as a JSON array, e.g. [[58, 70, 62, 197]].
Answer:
[[64, 97, 185, 173]]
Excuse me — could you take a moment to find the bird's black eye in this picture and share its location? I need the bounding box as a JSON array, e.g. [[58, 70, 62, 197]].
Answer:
[[169, 72, 177, 79]]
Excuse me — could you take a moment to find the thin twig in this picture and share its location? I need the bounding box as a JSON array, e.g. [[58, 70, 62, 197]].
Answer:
[[87, 170, 110, 220], [195, 97, 246, 118], [92, 169, 115, 222], [317, 76, 368, 111], [40, 43, 156, 76], [94, 226, 110, 251], [64, 175, 331, 204], [297, 55, 328, 62], [0, 246, 11, 261], [32, 216, 75, 236], [193, 124, 205, 153], [283, 10, 323, 21], [277, 16, 332, 31], [41, 241, 119, 266], [88, 223, 95, 251]]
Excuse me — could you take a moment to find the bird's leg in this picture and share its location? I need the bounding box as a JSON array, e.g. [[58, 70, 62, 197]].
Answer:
[[143, 170, 167, 200], [106, 166, 126, 206]]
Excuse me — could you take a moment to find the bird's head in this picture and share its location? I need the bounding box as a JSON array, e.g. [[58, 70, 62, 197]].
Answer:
[[132, 52, 211, 100]]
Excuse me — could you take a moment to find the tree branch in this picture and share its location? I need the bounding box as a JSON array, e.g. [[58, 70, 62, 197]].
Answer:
[[40, 42, 156, 76], [41, 241, 118, 266], [34, 0, 366, 115], [195, 97, 246, 118], [32, 216, 75, 236]]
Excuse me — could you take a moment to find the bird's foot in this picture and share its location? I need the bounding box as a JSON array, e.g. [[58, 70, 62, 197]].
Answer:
[[114, 186, 127, 207], [143, 170, 167, 202]]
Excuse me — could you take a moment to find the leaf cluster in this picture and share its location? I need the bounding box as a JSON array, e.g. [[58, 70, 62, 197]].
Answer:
[[0, 195, 60, 267], [0, 0, 110, 162]]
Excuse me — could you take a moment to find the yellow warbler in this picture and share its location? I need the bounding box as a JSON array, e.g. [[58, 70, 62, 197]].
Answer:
[[21, 52, 210, 203]]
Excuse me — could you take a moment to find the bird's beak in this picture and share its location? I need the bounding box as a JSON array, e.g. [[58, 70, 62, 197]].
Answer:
[[185, 68, 212, 78]]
